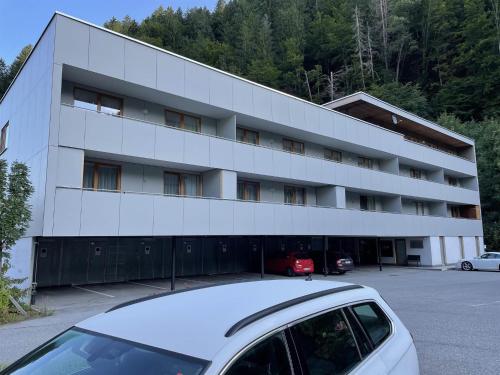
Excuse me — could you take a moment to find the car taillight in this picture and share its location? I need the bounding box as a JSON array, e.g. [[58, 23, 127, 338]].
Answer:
[[295, 260, 300, 264]]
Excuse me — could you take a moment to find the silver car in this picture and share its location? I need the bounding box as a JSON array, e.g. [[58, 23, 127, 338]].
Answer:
[[459, 251, 500, 271]]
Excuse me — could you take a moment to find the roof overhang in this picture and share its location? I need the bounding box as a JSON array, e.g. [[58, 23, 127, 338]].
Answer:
[[323, 92, 473, 148]]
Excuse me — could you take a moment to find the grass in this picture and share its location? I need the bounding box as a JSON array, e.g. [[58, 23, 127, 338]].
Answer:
[[0, 305, 53, 325]]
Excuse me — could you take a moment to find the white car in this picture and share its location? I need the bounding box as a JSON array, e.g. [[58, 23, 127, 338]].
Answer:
[[459, 251, 500, 271], [1, 280, 419, 375]]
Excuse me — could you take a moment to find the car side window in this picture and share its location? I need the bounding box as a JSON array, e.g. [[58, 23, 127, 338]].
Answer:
[[351, 302, 391, 348], [344, 308, 372, 357], [290, 309, 362, 374], [225, 332, 292, 375], [480, 253, 490, 259]]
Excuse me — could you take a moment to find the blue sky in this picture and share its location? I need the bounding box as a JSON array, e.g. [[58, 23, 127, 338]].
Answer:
[[0, 0, 217, 64]]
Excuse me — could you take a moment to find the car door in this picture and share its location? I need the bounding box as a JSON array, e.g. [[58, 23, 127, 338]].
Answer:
[[289, 306, 387, 374], [474, 253, 493, 270]]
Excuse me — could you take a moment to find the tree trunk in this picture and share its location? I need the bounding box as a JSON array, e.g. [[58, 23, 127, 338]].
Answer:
[[304, 70, 313, 101], [491, 0, 500, 54], [379, 0, 389, 70], [354, 5, 366, 89]]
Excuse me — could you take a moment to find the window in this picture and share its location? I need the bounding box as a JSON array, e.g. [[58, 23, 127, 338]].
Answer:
[[410, 168, 422, 179], [448, 176, 458, 186], [290, 308, 362, 374], [165, 110, 201, 132], [351, 302, 391, 348], [284, 186, 306, 205], [324, 148, 342, 162], [0, 122, 8, 154], [237, 180, 260, 201], [237, 127, 259, 145], [4, 328, 208, 375], [225, 332, 292, 375], [415, 201, 425, 215], [164, 172, 201, 197], [74, 87, 122, 116], [282, 138, 304, 154], [83, 162, 121, 191], [410, 239, 424, 249], [358, 157, 373, 169], [450, 205, 461, 218], [360, 195, 375, 211]]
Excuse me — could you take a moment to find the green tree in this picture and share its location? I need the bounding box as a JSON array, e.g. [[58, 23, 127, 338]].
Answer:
[[368, 82, 429, 117], [438, 114, 500, 249], [0, 160, 34, 270]]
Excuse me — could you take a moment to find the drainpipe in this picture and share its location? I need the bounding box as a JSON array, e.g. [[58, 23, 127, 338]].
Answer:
[[377, 238, 383, 271], [260, 238, 265, 279], [323, 236, 328, 276], [171, 239, 176, 291]]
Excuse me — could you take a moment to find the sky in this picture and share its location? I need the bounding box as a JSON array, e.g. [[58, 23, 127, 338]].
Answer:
[[0, 0, 217, 65]]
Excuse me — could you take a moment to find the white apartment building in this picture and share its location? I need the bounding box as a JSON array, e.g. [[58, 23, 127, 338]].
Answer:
[[0, 13, 483, 290]]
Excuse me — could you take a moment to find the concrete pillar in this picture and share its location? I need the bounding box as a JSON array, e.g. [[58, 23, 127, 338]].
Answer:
[[202, 169, 237, 199], [429, 201, 447, 217], [382, 196, 402, 213], [316, 185, 346, 208], [217, 114, 236, 140], [380, 157, 399, 174], [428, 168, 445, 184]]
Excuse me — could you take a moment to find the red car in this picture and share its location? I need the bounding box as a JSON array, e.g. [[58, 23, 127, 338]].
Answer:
[[265, 251, 315, 276]]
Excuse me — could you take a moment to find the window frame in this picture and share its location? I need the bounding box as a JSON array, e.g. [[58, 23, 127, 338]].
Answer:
[[358, 157, 374, 169], [450, 205, 461, 218], [284, 185, 306, 205], [348, 302, 393, 350], [164, 109, 201, 133], [73, 87, 123, 116], [448, 176, 458, 186], [220, 299, 394, 375], [410, 168, 422, 179], [324, 148, 342, 163], [286, 300, 395, 374], [220, 329, 296, 375], [0, 122, 8, 154], [236, 127, 260, 145], [83, 161, 122, 191], [163, 171, 202, 197], [415, 201, 425, 216], [282, 138, 305, 155], [360, 195, 376, 211], [237, 180, 260, 201]]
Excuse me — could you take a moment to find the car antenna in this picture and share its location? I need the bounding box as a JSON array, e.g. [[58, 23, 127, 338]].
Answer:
[[305, 273, 313, 281]]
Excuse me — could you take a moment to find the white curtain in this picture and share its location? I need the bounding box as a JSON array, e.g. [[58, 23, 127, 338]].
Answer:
[[164, 173, 180, 195], [97, 166, 118, 190], [184, 174, 199, 196]]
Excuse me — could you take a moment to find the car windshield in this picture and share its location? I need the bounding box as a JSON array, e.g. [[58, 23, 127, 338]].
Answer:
[[3, 328, 208, 375]]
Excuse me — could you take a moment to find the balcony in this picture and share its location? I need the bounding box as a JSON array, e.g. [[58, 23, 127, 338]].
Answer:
[[58, 104, 480, 206], [50, 187, 483, 238]]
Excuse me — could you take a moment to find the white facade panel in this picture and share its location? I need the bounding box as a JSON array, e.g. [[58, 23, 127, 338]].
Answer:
[[156, 53, 185, 96], [53, 188, 82, 235], [88, 28, 125, 80], [80, 191, 120, 236], [85, 111, 123, 154], [59, 105, 85, 148], [122, 119, 155, 159], [124, 41, 156, 87], [185, 63, 210, 104], [56, 147, 83, 188], [119, 193, 154, 236]]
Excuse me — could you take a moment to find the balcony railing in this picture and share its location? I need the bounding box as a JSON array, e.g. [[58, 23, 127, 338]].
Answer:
[[50, 187, 483, 238], [60, 103, 478, 192]]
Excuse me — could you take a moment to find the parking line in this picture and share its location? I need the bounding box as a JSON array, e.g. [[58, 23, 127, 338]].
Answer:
[[128, 281, 168, 290], [178, 278, 212, 285], [72, 285, 115, 298], [470, 300, 500, 307]]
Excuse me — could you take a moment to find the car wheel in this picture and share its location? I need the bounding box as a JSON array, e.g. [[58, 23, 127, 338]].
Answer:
[[286, 268, 295, 277], [338, 270, 346, 275], [461, 261, 473, 271]]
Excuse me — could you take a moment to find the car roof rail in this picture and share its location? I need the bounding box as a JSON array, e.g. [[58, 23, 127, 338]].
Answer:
[[224, 284, 363, 337]]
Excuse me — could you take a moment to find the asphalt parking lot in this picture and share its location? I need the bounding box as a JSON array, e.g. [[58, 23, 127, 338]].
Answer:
[[0, 267, 499, 374]]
